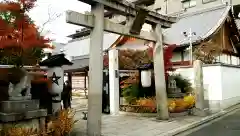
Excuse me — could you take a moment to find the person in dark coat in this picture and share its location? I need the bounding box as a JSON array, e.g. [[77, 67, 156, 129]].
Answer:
[[62, 80, 72, 109]]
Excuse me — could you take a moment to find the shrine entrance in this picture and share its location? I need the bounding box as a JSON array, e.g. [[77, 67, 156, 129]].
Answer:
[[65, 0, 176, 135], [63, 57, 111, 114]]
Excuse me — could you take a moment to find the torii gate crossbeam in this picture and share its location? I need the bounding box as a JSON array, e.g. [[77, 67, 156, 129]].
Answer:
[[66, 10, 156, 41], [78, 0, 175, 26]]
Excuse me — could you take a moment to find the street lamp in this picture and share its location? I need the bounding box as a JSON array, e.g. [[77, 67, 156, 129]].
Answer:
[[183, 28, 196, 65]]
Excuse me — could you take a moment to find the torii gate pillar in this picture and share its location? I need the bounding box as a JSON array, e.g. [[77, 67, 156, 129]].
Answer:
[[87, 3, 104, 136], [153, 24, 169, 120]]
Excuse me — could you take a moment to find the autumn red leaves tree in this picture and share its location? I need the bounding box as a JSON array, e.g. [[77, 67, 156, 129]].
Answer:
[[0, 0, 52, 66], [163, 44, 176, 79], [103, 40, 176, 80]]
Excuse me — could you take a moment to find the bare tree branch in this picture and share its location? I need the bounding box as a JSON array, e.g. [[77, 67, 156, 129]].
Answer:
[[193, 38, 223, 64], [38, 5, 63, 34]]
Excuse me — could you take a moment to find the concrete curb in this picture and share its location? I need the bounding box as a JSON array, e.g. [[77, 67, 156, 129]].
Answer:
[[161, 104, 240, 136], [119, 111, 189, 118]]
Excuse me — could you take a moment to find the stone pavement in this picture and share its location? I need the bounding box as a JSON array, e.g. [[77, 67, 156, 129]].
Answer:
[[71, 96, 88, 111], [70, 96, 203, 136], [70, 96, 240, 136], [72, 113, 203, 136]]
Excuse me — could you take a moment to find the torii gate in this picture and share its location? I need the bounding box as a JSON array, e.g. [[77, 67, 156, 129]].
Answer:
[[66, 0, 176, 135]]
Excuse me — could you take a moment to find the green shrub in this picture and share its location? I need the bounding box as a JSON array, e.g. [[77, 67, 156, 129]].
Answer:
[[170, 74, 193, 93]]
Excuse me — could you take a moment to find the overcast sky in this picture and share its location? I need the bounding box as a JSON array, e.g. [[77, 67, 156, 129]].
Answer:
[[29, 0, 91, 43]]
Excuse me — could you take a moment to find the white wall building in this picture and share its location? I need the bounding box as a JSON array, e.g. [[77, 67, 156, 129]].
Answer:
[[176, 64, 240, 113]]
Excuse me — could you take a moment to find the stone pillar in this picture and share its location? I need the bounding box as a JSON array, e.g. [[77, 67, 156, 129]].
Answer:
[[87, 3, 104, 136], [47, 67, 64, 115], [108, 48, 120, 115], [193, 60, 208, 116], [153, 24, 169, 120]]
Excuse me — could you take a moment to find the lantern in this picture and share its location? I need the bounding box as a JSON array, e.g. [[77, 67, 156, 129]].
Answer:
[[141, 70, 151, 87], [47, 67, 64, 94]]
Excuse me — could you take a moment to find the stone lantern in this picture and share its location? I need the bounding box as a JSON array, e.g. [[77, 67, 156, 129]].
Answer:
[[167, 76, 184, 98], [40, 53, 73, 115]]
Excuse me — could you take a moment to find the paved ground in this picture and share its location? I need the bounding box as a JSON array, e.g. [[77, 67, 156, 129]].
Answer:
[[70, 96, 240, 136], [71, 96, 204, 136], [71, 96, 88, 111], [72, 113, 204, 136], [70, 96, 206, 136], [186, 109, 240, 136]]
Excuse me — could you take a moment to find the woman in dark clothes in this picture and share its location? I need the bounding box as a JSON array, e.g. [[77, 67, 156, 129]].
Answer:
[[62, 80, 72, 109]]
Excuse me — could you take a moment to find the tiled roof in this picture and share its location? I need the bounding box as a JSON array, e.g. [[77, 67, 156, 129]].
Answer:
[[163, 5, 231, 45], [63, 55, 89, 72], [40, 54, 73, 67]]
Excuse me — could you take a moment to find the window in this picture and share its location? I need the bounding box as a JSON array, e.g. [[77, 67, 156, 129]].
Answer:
[[202, 0, 217, 4], [182, 0, 196, 9]]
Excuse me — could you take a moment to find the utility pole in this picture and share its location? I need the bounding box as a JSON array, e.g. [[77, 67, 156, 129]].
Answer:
[[189, 28, 193, 65], [165, 0, 168, 14], [183, 28, 196, 65], [66, 0, 176, 135]]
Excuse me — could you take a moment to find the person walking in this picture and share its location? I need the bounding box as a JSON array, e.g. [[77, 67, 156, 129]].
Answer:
[[62, 80, 72, 109]]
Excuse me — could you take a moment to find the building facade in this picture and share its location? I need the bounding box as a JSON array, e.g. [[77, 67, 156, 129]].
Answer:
[[163, 5, 240, 66], [63, 0, 240, 68], [153, 0, 240, 15]]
